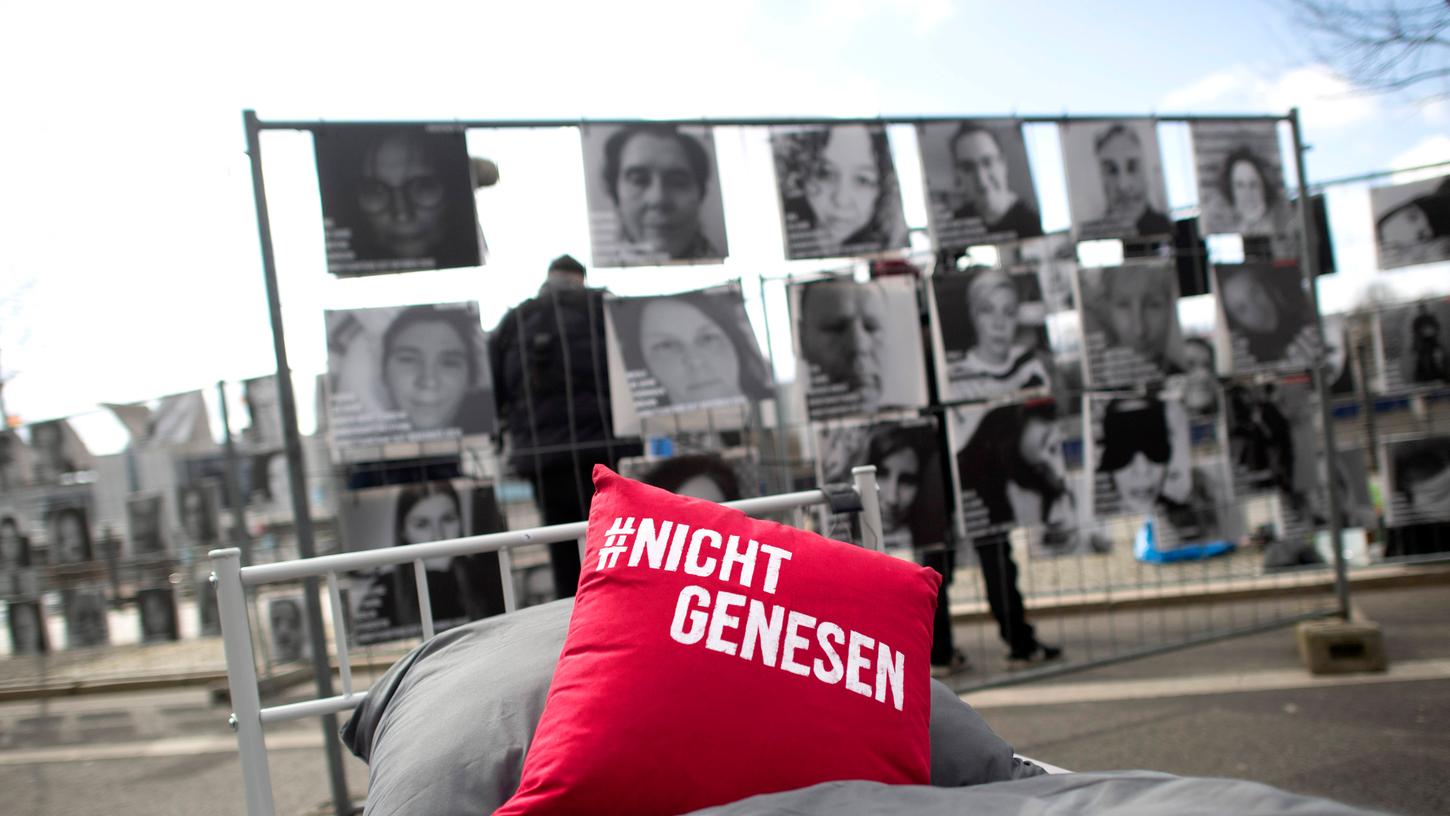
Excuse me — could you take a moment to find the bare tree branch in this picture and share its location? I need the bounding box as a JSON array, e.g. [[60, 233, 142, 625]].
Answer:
[[1284, 0, 1450, 99]]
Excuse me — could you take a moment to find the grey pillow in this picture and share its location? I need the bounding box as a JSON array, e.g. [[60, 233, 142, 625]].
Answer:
[[342, 599, 1021, 815]]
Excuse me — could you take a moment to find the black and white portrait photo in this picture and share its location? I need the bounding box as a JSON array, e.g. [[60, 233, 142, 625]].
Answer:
[[313, 124, 483, 277], [792, 275, 928, 420], [1, 509, 34, 575], [64, 587, 110, 649], [1322, 314, 1357, 396], [581, 124, 728, 267], [1190, 121, 1294, 255], [917, 119, 1043, 248], [339, 480, 506, 646], [606, 285, 772, 416], [242, 375, 284, 449], [176, 480, 222, 548], [1370, 174, 1450, 270], [1224, 378, 1315, 506], [1213, 262, 1319, 374], [26, 418, 91, 485], [7, 600, 48, 656], [45, 500, 93, 564], [1384, 435, 1450, 527], [951, 399, 1100, 556], [1088, 394, 1232, 546], [1177, 334, 1222, 418], [1376, 298, 1450, 392], [629, 452, 756, 503], [1312, 447, 1377, 531], [125, 494, 167, 557], [326, 302, 496, 449], [137, 586, 180, 644], [930, 268, 1055, 403], [1060, 119, 1172, 240], [770, 124, 909, 260], [1077, 261, 1186, 388], [1089, 393, 1191, 518], [267, 595, 308, 663], [1005, 231, 1078, 313], [817, 418, 947, 558]]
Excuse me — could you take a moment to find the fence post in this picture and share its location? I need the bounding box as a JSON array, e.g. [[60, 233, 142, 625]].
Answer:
[[243, 108, 351, 816], [1289, 107, 1352, 620], [851, 465, 883, 553], [212, 548, 275, 816]]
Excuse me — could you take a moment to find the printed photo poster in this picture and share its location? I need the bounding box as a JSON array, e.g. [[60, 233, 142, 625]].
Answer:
[[0, 506, 39, 598], [25, 418, 94, 485], [950, 399, 1100, 556], [1309, 447, 1377, 532], [313, 124, 483, 277], [1213, 262, 1318, 374], [242, 375, 284, 449], [1190, 121, 1295, 257], [1002, 231, 1078, 313], [177, 452, 253, 512], [1224, 376, 1320, 511], [916, 119, 1043, 249], [1060, 119, 1172, 241], [1175, 331, 1222, 419], [7, 600, 49, 656], [1369, 174, 1450, 270], [125, 493, 167, 558], [325, 302, 496, 451], [338, 479, 507, 645], [605, 284, 772, 417], [928, 267, 1056, 403], [620, 450, 760, 504], [1375, 298, 1450, 392], [1075, 261, 1186, 388], [137, 585, 180, 644], [1089, 392, 1237, 549], [266, 595, 309, 663], [770, 124, 909, 260], [44, 493, 95, 565], [63, 586, 110, 649], [175, 479, 223, 550], [580, 124, 728, 267], [816, 418, 947, 559], [1383, 435, 1450, 527], [790, 275, 928, 420], [1322, 313, 1358, 397]]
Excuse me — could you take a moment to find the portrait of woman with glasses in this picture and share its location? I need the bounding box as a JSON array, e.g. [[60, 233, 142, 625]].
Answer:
[[313, 124, 483, 276], [770, 123, 909, 260]]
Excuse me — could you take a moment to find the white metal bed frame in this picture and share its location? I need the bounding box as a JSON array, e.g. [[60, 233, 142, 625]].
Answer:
[[212, 467, 884, 816]]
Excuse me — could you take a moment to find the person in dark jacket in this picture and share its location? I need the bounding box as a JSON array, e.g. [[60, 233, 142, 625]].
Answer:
[[489, 255, 639, 599]]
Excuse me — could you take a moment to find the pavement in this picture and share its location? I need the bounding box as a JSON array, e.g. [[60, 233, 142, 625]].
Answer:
[[1, 564, 1448, 815]]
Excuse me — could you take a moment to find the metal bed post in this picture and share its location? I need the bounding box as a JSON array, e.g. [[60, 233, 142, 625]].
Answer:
[[213, 547, 276, 816], [850, 465, 882, 552]]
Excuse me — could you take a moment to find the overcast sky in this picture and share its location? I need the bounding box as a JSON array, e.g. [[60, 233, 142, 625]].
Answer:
[[2, 0, 1447, 452]]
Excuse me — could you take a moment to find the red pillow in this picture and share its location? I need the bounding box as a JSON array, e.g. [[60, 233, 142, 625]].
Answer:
[[496, 466, 941, 816]]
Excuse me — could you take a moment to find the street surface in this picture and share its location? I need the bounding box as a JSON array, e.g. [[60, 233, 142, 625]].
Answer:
[[0, 584, 1444, 815]]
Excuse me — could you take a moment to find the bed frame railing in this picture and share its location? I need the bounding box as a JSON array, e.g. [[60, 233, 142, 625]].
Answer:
[[212, 467, 883, 816]]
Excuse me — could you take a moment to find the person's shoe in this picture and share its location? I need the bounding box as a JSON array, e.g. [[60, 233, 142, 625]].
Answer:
[[930, 649, 971, 678], [1006, 643, 1063, 669]]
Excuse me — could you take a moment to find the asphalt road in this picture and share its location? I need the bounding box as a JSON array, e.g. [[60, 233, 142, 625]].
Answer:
[[0, 583, 1444, 815]]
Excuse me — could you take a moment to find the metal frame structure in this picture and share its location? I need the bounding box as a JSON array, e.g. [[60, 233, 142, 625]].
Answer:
[[212, 466, 884, 816], [240, 107, 1350, 816]]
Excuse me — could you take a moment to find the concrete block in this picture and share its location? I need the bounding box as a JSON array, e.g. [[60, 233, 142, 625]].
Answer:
[[1296, 618, 1387, 675]]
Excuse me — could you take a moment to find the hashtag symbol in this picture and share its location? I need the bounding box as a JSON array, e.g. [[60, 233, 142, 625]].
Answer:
[[596, 516, 636, 570]]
